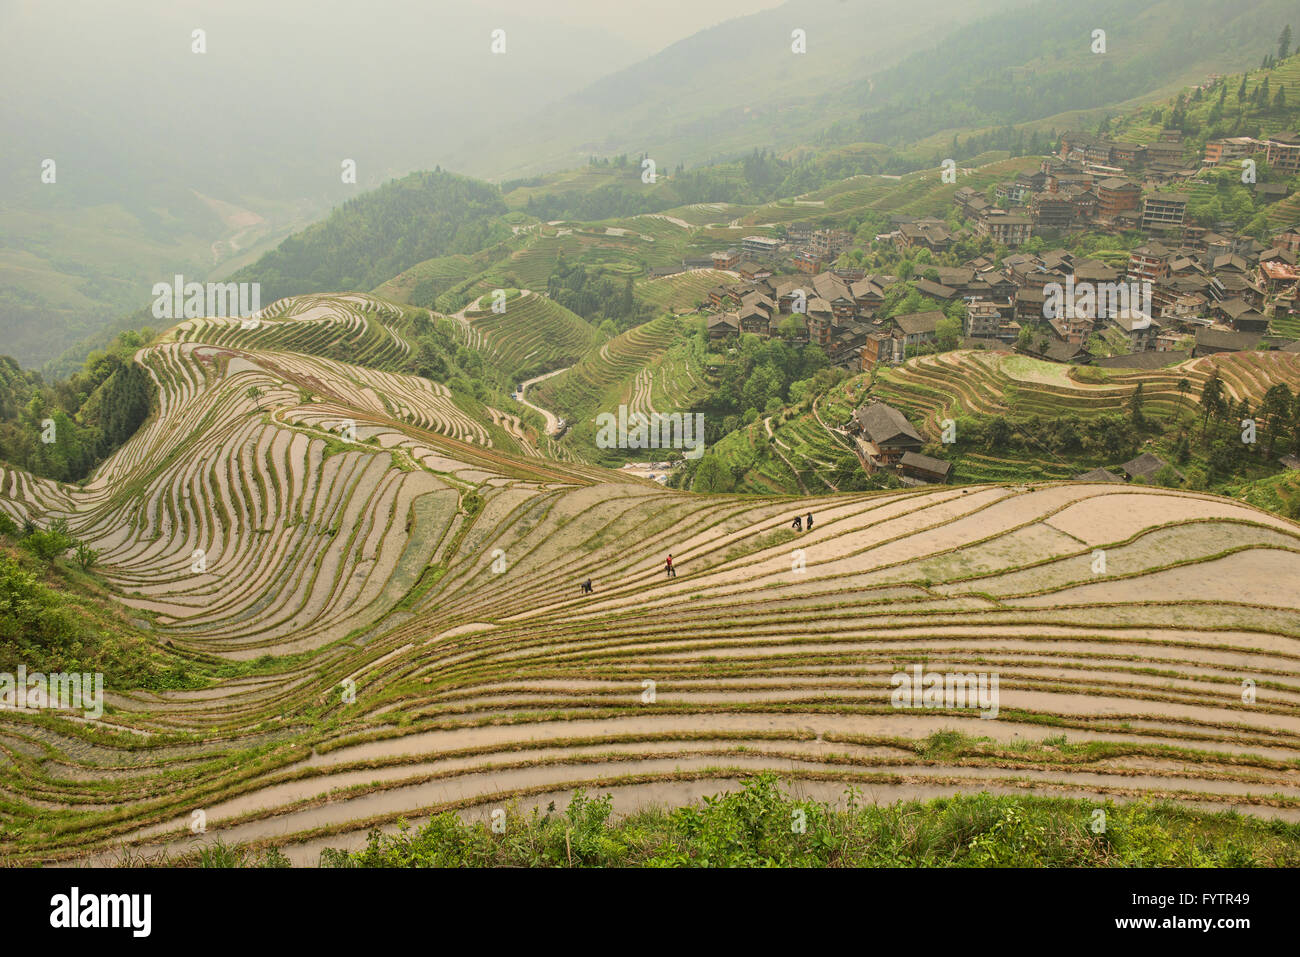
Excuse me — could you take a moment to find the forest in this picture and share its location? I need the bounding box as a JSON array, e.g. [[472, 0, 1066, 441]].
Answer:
[[0, 330, 154, 483], [230, 170, 511, 302], [546, 259, 648, 332]]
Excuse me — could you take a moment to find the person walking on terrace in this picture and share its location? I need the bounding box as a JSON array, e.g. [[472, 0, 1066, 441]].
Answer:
[[665, 554, 676, 578], [806, 512, 814, 531]]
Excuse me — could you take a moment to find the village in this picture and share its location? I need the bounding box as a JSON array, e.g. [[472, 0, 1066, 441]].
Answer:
[[684, 127, 1300, 486]]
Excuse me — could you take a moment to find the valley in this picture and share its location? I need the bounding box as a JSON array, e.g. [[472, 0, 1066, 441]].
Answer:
[[6, 1, 1300, 876]]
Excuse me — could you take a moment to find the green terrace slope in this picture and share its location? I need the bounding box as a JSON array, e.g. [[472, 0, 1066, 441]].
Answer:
[[1, 305, 1299, 864], [459, 291, 608, 382], [872, 349, 1300, 437], [741, 155, 1043, 228], [530, 314, 710, 462], [635, 268, 737, 314]]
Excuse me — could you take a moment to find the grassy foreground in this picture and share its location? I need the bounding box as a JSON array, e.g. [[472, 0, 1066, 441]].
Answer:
[[179, 774, 1300, 868]]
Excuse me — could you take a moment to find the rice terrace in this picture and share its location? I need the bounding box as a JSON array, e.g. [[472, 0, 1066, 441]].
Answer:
[[7, 3, 1300, 905], [2, 292, 1299, 872]]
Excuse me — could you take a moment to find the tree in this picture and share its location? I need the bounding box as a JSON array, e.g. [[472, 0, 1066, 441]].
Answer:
[[1200, 370, 1225, 433], [1177, 377, 1192, 414], [1280, 24, 1292, 61], [246, 386, 265, 411], [987, 416, 1012, 449], [74, 542, 100, 571], [1128, 381, 1145, 425], [1260, 383, 1293, 456], [935, 316, 962, 351], [21, 527, 73, 562], [1153, 464, 1182, 487], [690, 455, 733, 493]]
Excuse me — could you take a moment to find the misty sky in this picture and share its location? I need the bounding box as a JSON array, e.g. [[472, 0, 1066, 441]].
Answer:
[[0, 0, 789, 199]]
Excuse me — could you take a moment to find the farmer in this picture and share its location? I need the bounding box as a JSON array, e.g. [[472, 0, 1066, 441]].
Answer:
[[792, 515, 802, 532], [665, 554, 676, 578], [806, 512, 814, 531], [581, 578, 593, 594]]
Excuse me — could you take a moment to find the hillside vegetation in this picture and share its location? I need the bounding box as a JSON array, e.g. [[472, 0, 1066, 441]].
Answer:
[[229, 171, 510, 304]]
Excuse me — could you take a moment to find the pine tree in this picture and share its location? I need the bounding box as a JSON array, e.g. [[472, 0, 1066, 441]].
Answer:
[[1200, 370, 1225, 433], [1280, 24, 1292, 60], [1129, 382, 1145, 424]]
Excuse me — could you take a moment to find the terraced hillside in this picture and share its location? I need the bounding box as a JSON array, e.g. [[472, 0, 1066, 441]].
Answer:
[[872, 348, 1300, 437], [175, 293, 417, 370], [460, 292, 607, 382], [2, 295, 1300, 866], [741, 155, 1043, 228], [529, 314, 708, 461], [634, 268, 736, 313]]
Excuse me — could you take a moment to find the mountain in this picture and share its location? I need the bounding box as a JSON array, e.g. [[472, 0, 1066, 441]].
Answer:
[[445, 0, 1029, 178], [456, 0, 1300, 181]]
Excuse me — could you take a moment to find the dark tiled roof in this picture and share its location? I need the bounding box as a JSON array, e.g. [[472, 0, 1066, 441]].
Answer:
[[1074, 467, 1125, 483], [1196, 328, 1261, 352], [892, 310, 946, 335], [899, 451, 951, 476], [853, 402, 924, 446], [1121, 452, 1178, 480]]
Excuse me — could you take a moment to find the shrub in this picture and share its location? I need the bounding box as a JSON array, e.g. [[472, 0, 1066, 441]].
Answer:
[[21, 528, 74, 562], [74, 542, 100, 570]]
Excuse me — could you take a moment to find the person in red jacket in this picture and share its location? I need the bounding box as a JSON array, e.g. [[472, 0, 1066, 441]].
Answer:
[[665, 554, 676, 578]]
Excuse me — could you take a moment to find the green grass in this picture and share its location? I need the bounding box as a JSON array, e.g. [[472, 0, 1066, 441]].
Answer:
[[289, 772, 1300, 868], [1224, 466, 1300, 517], [0, 541, 217, 692]]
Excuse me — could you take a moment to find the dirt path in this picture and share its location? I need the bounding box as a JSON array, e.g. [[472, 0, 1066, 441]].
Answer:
[[812, 392, 856, 453], [763, 416, 811, 493], [765, 413, 840, 492]]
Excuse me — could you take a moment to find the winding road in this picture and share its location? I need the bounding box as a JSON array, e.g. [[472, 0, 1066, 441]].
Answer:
[[516, 366, 571, 435]]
